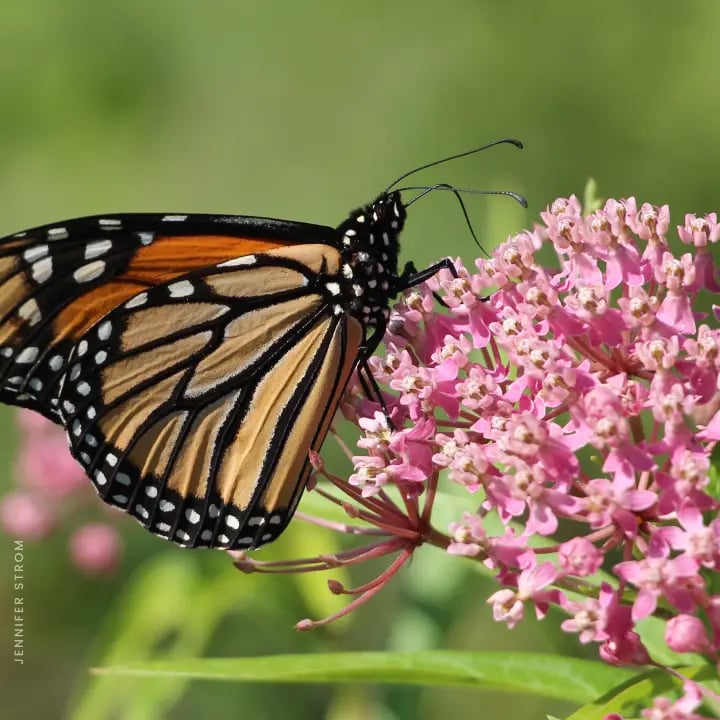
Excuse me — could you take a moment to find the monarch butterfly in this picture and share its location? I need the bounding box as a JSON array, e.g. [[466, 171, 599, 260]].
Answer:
[[0, 140, 523, 550]]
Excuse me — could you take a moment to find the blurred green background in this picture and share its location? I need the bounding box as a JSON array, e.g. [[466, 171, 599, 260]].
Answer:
[[1, 2, 719, 719]]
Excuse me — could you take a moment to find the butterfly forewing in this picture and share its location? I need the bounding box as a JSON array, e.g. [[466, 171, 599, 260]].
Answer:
[[0, 214, 336, 421], [0, 195, 406, 550]]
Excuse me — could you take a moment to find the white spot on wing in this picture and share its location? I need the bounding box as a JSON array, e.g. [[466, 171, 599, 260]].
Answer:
[[32, 257, 53, 283], [74, 260, 106, 283], [162, 215, 187, 222], [85, 239, 112, 259], [159, 500, 175, 512], [218, 255, 256, 267], [47, 227, 68, 240], [18, 299, 41, 326], [23, 245, 48, 262], [168, 280, 194, 298], [16, 347, 39, 364], [97, 321, 112, 341], [225, 515, 240, 529], [186, 509, 201, 524], [125, 292, 148, 309], [98, 218, 122, 228], [325, 282, 341, 296]]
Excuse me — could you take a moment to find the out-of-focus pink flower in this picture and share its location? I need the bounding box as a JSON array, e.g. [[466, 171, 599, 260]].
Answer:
[[16, 410, 49, 433], [0, 491, 54, 540], [1, 408, 125, 572], [17, 432, 87, 497], [69, 523, 122, 575]]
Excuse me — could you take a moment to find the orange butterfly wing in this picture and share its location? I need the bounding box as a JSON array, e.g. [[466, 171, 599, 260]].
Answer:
[[0, 214, 337, 420], [0, 214, 361, 549]]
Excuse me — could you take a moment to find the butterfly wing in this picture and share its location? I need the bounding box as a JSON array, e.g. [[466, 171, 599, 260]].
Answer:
[[0, 213, 336, 420], [0, 214, 361, 548]]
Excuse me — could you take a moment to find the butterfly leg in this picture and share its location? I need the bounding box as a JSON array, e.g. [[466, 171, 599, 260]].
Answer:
[[356, 359, 396, 428], [398, 258, 459, 306]]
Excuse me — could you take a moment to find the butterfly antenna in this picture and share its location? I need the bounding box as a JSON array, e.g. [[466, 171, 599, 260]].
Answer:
[[385, 138, 524, 193], [401, 183, 527, 257]]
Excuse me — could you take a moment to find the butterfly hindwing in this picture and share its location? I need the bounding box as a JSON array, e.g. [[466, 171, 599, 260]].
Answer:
[[56, 244, 362, 548]]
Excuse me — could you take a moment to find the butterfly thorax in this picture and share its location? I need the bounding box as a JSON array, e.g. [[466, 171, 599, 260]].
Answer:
[[332, 190, 406, 330]]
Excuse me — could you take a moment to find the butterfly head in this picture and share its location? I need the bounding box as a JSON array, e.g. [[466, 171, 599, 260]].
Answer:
[[334, 191, 407, 328]]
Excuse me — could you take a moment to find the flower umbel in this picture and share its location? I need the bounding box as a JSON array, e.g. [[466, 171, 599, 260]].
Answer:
[[239, 195, 720, 682]]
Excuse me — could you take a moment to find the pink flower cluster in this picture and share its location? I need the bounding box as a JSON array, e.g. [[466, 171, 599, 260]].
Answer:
[[240, 196, 720, 708], [0, 409, 121, 574]]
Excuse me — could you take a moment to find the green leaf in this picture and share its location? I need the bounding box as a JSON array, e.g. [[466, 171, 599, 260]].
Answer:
[[95, 651, 635, 702]]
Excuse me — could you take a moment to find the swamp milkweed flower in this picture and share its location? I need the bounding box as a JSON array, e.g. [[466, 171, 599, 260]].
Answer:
[[238, 195, 720, 702]]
